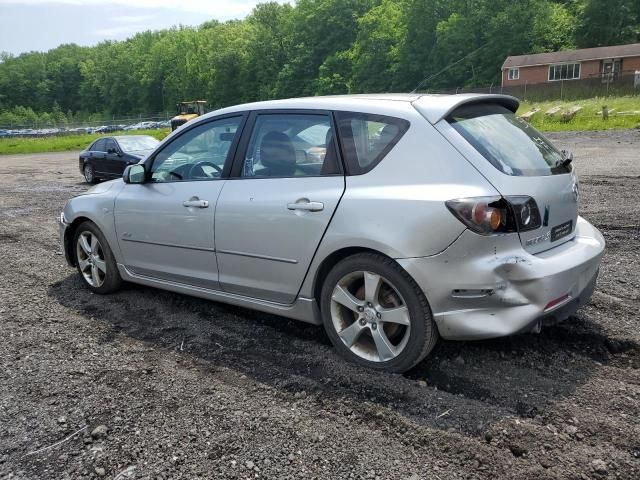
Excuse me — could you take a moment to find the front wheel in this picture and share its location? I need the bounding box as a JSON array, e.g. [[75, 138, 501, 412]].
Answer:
[[73, 221, 121, 294], [320, 253, 438, 373]]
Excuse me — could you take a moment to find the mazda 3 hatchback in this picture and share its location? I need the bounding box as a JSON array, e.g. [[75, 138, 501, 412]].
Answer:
[[59, 94, 605, 373]]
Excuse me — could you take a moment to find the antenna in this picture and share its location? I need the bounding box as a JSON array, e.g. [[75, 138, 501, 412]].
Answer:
[[410, 41, 490, 93]]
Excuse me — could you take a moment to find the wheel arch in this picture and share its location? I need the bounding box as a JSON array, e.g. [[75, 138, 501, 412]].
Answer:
[[312, 247, 401, 306], [63, 216, 96, 267]]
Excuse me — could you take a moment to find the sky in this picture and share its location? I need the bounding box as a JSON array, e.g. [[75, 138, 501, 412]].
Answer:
[[0, 0, 286, 55]]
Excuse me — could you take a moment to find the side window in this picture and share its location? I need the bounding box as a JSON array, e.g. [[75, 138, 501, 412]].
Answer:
[[104, 138, 117, 153], [335, 112, 409, 175], [150, 116, 241, 183], [92, 139, 106, 152], [241, 113, 341, 178]]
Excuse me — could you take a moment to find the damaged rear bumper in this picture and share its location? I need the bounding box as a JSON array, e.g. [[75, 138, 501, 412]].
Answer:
[[398, 216, 605, 340]]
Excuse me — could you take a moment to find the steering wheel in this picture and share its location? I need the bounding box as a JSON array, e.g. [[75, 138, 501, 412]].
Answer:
[[187, 161, 222, 179]]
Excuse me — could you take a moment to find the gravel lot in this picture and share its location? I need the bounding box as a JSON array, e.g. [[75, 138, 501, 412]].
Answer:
[[1, 130, 639, 479]]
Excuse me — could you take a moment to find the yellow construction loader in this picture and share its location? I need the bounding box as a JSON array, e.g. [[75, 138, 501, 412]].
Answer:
[[170, 101, 208, 131]]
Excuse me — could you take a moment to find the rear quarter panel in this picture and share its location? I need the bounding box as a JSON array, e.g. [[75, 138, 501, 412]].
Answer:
[[299, 106, 499, 297]]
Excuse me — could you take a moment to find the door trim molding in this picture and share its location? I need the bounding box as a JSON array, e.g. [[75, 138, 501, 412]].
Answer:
[[121, 236, 215, 252], [217, 248, 298, 264]]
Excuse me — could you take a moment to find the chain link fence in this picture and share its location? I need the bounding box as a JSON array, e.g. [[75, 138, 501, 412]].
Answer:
[[0, 112, 174, 137]]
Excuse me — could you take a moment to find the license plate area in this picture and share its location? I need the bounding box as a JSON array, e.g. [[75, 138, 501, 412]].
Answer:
[[550, 220, 573, 242]]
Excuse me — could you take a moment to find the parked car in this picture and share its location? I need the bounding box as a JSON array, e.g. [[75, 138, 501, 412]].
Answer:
[[79, 135, 160, 183], [59, 94, 605, 372], [124, 121, 161, 131], [94, 125, 121, 134]]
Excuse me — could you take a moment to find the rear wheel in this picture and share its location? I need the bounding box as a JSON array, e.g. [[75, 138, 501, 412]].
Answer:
[[73, 221, 121, 294], [84, 163, 97, 184], [320, 252, 438, 373]]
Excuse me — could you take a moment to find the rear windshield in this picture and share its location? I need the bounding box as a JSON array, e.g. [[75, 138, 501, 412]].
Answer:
[[447, 104, 570, 176], [117, 136, 159, 152]]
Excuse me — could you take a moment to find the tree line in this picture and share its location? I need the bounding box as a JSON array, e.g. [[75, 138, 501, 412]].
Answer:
[[0, 0, 638, 124]]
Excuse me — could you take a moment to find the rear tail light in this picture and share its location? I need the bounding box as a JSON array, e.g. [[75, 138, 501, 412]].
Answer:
[[446, 196, 541, 235], [446, 197, 507, 235]]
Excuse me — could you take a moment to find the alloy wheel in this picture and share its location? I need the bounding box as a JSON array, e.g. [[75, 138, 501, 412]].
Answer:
[[330, 271, 411, 362], [84, 165, 94, 183], [76, 231, 106, 287]]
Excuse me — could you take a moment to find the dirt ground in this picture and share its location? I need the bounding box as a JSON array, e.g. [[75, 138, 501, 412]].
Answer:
[[0, 130, 638, 480]]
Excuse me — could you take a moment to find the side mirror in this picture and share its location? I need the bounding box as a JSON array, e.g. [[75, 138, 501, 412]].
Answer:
[[107, 147, 117, 154], [123, 164, 146, 184]]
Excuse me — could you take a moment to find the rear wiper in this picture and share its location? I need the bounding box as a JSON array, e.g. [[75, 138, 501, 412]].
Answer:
[[557, 150, 573, 168]]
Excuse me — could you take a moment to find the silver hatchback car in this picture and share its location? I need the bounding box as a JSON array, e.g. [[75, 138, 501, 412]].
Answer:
[[59, 94, 605, 373]]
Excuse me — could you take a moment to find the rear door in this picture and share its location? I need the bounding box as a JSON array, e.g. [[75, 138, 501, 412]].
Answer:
[[214, 111, 345, 304], [434, 102, 578, 254]]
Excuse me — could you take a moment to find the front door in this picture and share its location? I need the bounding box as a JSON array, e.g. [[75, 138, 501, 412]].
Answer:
[[114, 115, 244, 289], [215, 112, 345, 304], [89, 138, 108, 175], [103, 138, 126, 177]]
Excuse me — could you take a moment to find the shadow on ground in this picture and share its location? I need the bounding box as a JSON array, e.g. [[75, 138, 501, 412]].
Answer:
[[48, 274, 638, 437]]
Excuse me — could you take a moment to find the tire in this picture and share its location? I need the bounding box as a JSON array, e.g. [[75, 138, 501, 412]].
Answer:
[[73, 221, 121, 294], [320, 252, 438, 373], [84, 163, 98, 184]]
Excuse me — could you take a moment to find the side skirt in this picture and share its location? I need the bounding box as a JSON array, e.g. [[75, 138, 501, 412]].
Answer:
[[117, 264, 322, 325]]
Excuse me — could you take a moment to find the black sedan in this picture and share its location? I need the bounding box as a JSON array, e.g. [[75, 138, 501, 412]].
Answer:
[[79, 135, 159, 184]]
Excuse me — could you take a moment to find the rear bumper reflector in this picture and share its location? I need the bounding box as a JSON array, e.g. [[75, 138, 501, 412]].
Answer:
[[544, 293, 570, 312]]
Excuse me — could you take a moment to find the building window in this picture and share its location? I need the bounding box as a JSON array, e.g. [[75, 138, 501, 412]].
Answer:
[[508, 68, 519, 80], [548, 63, 581, 81]]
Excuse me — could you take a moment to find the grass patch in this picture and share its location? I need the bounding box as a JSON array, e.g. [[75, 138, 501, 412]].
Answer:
[[517, 96, 640, 132], [0, 129, 170, 155]]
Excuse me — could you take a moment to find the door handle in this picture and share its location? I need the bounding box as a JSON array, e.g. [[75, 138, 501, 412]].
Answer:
[[287, 200, 324, 212], [183, 198, 209, 208]]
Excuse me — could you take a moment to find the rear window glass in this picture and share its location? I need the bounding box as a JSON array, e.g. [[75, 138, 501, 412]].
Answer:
[[335, 111, 409, 174], [447, 104, 570, 176], [117, 136, 159, 152], [92, 139, 107, 151]]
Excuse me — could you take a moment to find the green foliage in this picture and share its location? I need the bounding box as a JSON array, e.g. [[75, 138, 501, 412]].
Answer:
[[0, 0, 638, 122], [575, 0, 640, 47], [0, 105, 69, 127], [349, 0, 408, 93]]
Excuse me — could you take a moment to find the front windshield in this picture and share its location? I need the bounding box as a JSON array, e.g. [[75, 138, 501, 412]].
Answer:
[[117, 136, 159, 153], [447, 104, 570, 176]]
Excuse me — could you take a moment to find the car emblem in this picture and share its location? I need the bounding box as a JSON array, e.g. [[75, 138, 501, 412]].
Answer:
[[572, 181, 579, 202]]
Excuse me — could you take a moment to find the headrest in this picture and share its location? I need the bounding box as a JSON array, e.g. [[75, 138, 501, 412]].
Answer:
[[259, 131, 296, 176]]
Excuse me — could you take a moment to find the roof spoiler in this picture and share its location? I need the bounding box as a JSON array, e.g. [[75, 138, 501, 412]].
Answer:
[[412, 94, 520, 124]]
